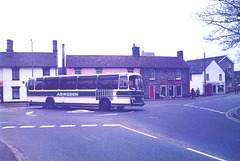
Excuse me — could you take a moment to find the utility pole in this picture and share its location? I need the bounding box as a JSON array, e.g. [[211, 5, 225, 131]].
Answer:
[[204, 52, 206, 96], [31, 39, 33, 77]]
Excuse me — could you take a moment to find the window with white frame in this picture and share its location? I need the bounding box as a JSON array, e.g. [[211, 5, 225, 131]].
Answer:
[[219, 74, 222, 81], [12, 87, 20, 99], [176, 70, 181, 80], [43, 68, 50, 76], [96, 68, 103, 74], [74, 68, 82, 74], [127, 68, 134, 73], [149, 69, 155, 80], [12, 68, 19, 80], [206, 74, 210, 81]]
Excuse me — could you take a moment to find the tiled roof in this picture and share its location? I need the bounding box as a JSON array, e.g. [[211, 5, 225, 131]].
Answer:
[[66, 55, 189, 69], [0, 52, 58, 67], [186, 55, 226, 74]]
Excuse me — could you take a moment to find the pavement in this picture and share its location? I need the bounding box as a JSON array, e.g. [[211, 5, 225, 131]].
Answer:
[[0, 140, 18, 161]]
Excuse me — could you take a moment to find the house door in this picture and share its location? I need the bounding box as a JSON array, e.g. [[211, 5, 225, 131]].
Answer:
[[213, 85, 216, 94], [168, 85, 174, 97], [149, 85, 155, 99], [0, 87, 3, 102]]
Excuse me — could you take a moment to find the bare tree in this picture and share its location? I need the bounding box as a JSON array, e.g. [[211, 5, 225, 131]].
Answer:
[[196, 0, 240, 50]]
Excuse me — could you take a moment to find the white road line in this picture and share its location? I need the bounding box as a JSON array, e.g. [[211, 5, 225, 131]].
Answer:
[[67, 110, 94, 113], [81, 124, 98, 127], [96, 113, 119, 116], [186, 148, 226, 161], [25, 111, 37, 117], [119, 125, 158, 139], [226, 107, 240, 124], [60, 125, 76, 128], [183, 104, 225, 114], [39, 125, 56, 128], [102, 124, 121, 127], [19, 126, 36, 129], [2, 126, 16, 129]]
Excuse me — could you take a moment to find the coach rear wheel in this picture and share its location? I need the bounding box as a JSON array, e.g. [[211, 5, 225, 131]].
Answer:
[[45, 98, 56, 109], [99, 98, 111, 111]]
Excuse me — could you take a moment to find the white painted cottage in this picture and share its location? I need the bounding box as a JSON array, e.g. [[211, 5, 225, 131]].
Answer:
[[0, 40, 58, 102], [187, 57, 226, 95]]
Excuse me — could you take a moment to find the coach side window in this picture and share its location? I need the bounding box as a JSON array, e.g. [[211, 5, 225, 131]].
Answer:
[[43, 77, 59, 90], [60, 76, 77, 90], [28, 79, 35, 90], [35, 78, 43, 90], [97, 75, 119, 89], [78, 76, 97, 89], [119, 76, 128, 89]]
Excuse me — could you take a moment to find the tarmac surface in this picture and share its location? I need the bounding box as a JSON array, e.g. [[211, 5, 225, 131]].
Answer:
[[1, 93, 240, 161]]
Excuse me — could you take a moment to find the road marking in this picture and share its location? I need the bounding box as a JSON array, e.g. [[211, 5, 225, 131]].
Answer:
[[39, 125, 56, 128], [186, 148, 226, 161], [226, 107, 240, 124], [60, 125, 76, 128], [19, 126, 36, 129], [96, 111, 134, 117], [102, 124, 121, 127], [81, 124, 98, 127], [26, 111, 37, 117], [67, 110, 94, 113], [119, 125, 158, 139], [2, 126, 16, 129], [96, 113, 119, 116], [0, 121, 8, 124], [183, 104, 225, 114]]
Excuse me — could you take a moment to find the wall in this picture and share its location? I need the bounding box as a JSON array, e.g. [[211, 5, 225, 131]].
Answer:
[[67, 68, 141, 75], [190, 74, 203, 94], [142, 68, 189, 98], [0, 68, 3, 81], [218, 57, 234, 92], [3, 67, 57, 102]]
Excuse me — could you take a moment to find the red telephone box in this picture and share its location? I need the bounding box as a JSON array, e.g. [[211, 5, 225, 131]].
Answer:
[[206, 84, 213, 96]]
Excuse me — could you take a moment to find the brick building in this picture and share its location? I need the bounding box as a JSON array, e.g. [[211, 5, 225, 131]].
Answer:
[[66, 45, 190, 99]]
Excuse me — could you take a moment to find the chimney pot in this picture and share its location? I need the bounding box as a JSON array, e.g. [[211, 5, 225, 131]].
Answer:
[[132, 43, 140, 57], [6, 39, 13, 53], [177, 50, 183, 60], [53, 40, 58, 54]]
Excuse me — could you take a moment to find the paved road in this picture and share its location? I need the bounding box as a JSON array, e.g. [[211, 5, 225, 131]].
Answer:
[[0, 94, 240, 161]]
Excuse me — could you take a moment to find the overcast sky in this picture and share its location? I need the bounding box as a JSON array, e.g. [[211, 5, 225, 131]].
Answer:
[[0, 0, 239, 70]]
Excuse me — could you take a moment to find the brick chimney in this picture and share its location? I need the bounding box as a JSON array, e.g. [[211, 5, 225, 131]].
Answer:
[[53, 40, 58, 54], [177, 50, 183, 60], [132, 43, 140, 57], [6, 39, 13, 53]]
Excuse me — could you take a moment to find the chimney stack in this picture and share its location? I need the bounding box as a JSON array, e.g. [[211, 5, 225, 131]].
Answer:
[[177, 50, 183, 60], [6, 39, 13, 53], [53, 40, 58, 54], [132, 43, 140, 57], [62, 44, 65, 68]]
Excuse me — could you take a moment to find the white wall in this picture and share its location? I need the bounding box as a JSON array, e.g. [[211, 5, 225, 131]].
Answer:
[[3, 67, 57, 102], [190, 74, 203, 94], [204, 61, 225, 83]]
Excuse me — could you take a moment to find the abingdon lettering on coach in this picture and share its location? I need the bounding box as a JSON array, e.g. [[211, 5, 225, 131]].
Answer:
[[57, 92, 78, 97]]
